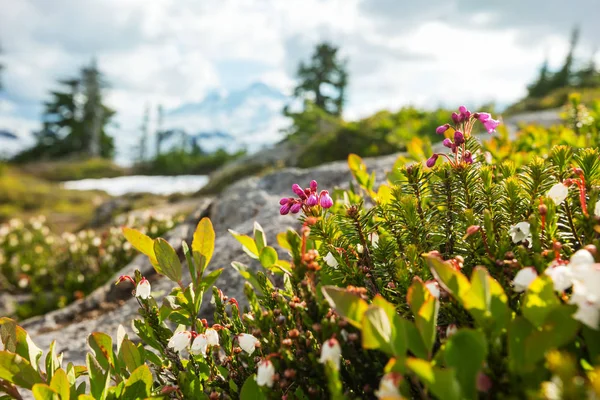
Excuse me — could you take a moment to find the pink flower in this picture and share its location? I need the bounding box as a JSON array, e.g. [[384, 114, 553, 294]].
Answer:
[[426, 154, 438, 168], [307, 194, 318, 207], [436, 124, 450, 134], [279, 198, 290, 205], [319, 190, 333, 208], [453, 131, 465, 145], [310, 180, 318, 192], [451, 112, 460, 124], [476, 112, 500, 133], [458, 105, 471, 121], [442, 138, 453, 148], [463, 151, 473, 164]]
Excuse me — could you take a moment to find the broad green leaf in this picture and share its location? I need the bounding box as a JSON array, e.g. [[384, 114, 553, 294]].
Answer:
[[276, 232, 292, 251], [464, 267, 509, 336], [524, 305, 579, 366], [362, 306, 393, 354], [508, 316, 536, 374], [123, 365, 153, 399], [49, 369, 70, 400], [321, 286, 369, 328], [118, 338, 143, 374], [154, 238, 183, 283], [122, 227, 159, 269], [86, 354, 109, 400], [78, 396, 95, 400], [522, 275, 560, 328], [259, 246, 278, 269], [347, 154, 365, 173], [253, 221, 267, 252], [32, 384, 60, 400], [0, 318, 43, 371], [192, 218, 215, 272], [444, 329, 487, 400], [200, 268, 223, 291], [424, 253, 471, 301], [372, 296, 408, 360], [415, 296, 439, 358], [229, 230, 259, 259], [0, 351, 43, 389], [240, 374, 266, 400], [406, 358, 461, 400], [182, 241, 197, 285], [87, 332, 114, 371], [407, 277, 430, 317]]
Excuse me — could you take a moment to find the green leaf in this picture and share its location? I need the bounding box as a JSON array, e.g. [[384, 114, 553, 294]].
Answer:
[[192, 217, 215, 274], [0, 318, 43, 371], [321, 286, 369, 329], [240, 375, 266, 400], [463, 267, 509, 336], [86, 354, 109, 400], [87, 332, 114, 371], [122, 227, 159, 270], [231, 262, 265, 296], [229, 230, 259, 259], [45, 341, 61, 383], [508, 316, 536, 374], [200, 268, 223, 291], [49, 369, 70, 400], [407, 277, 429, 317], [259, 246, 278, 269], [444, 329, 488, 400], [406, 358, 461, 400], [276, 232, 291, 251], [0, 350, 43, 389], [372, 296, 408, 360], [415, 296, 439, 358], [32, 384, 60, 400], [182, 241, 197, 286], [122, 365, 153, 399], [522, 275, 560, 328], [253, 221, 267, 252], [153, 238, 183, 283], [118, 338, 144, 374], [362, 306, 393, 354], [424, 253, 471, 301]]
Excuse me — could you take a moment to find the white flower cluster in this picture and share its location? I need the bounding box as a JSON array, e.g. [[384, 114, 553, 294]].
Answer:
[[513, 249, 600, 329]]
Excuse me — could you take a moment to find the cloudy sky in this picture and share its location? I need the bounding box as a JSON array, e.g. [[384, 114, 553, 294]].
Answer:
[[1, 0, 598, 155]]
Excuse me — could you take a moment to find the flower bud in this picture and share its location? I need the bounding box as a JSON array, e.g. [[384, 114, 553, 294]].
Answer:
[[280, 203, 292, 215], [279, 197, 290, 205], [426, 154, 438, 168], [442, 138, 453, 148], [306, 194, 318, 207], [463, 151, 473, 164], [292, 183, 307, 200], [453, 131, 465, 145], [310, 180, 318, 192], [319, 191, 334, 208], [465, 225, 480, 237], [318, 338, 342, 370], [290, 202, 303, 214], [451, 112, 460, 124], [436, 124, 450, 134], [539, 203, 548, 216], [446, 324, 458, 337]]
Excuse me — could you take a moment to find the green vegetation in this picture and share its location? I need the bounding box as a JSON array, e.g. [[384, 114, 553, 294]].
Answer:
[[0, 212, 183, 319], [0, 164, 109, 232], [135, 148, 245, 176], [19, 157, 126, 182], [3, 103, 600, 399]]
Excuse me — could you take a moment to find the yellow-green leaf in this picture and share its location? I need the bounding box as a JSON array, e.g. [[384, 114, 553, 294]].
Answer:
[[122, 227, 159, 270], [229, 229, 259, 259], [49, 369, 70, 400], [154, 238, 183, 283], [192, 217, 215, 271], [32, 384, 60, 400], [321, 286, 369, 328]]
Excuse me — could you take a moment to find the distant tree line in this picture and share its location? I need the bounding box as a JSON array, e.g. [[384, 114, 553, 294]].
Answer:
[[527, 27, 600, 99]]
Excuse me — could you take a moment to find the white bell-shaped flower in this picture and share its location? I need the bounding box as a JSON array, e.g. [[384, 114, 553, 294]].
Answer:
[[544, 265, 572, 292], [238, 333, 258, 355], [135, 278, 151, 300], [509, 222, 531, 244], [595, 199, 600, 217], [256, 360, 275, 387], [375, 373, 403, 399], [425, 280, 440, 299], [167, 331, 192, 353], [205, 328, 219, 346], [324, 252, 339, 268], [547, 183, 569, 205], [318, 338, 342, 370], [513, 267, 538, 292], [190, 334, 208, 356]]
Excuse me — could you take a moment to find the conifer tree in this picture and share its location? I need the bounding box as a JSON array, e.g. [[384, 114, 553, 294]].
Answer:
[[293, 42, 348, 116], [527, 57, 552, 98], [137, 104, 150, 163], [551, 27, 579, 89]]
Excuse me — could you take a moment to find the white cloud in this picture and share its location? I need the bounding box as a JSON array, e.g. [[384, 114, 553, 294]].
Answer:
[[0, 0, 596, 161]]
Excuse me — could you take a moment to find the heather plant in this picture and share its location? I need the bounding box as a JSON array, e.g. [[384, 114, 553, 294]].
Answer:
[[0, 212, 182, 319], [2, 106, 600, 399]]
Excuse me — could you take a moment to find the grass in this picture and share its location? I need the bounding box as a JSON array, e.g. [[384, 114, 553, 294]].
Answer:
[[505, 87, 600, 115], [18, 157, 127, 182]]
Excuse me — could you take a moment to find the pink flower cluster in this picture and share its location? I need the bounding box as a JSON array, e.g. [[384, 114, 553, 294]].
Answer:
[[427, 106, 500, 168], [280, 180, 333, 215]]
